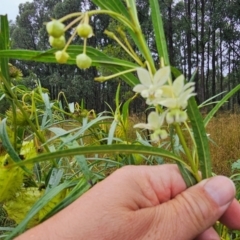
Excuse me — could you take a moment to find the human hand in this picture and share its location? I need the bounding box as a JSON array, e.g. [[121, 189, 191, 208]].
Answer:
[[16, 164, 240, 240]]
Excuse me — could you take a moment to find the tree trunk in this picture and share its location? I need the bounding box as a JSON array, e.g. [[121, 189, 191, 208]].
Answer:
[[200, 0, 206, 103]]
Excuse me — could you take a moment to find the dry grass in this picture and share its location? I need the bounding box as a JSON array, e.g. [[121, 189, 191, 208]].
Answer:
[[206, 113, 240, 176]]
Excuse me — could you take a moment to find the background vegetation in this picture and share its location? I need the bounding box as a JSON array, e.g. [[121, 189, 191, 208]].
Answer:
[[7, 0, 240, 113], [0, 0, 239, 239]]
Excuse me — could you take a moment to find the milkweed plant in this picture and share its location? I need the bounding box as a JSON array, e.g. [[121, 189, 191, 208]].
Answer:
[[0, 0, 240, 239]]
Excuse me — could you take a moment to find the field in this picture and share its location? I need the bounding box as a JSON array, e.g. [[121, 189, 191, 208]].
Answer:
[[207, 113, 240, 176]]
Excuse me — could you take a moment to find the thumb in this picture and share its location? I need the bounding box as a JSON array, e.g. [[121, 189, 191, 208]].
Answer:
[[145, 176, 236, 240]]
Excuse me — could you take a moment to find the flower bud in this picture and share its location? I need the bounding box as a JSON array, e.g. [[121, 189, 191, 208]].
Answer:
[[49, 36, 66, 49], [55, 51, 69, 64], [76, 53, 92, 69], [46, 20, 65, 38], [77, 23, 93, 38]]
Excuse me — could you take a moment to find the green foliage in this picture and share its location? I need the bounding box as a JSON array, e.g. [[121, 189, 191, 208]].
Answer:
[[0, 0, 240, 238]]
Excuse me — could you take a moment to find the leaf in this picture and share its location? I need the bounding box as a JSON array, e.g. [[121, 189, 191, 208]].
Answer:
[[231, 159, 240, 171], [0, 119, 32, 174], [198, 91, 226, 109], [176, 162, 197, 187], [45, 168, 64, 193], [107, 66, 139, 86], [39, 177, 90, 223], [5, 180, 78, 239], [75, 155, 93, 183], [0, 119, 21, 164], [0, 46, 138, 69], [149, 0, 169, 65], [107, 120, 118, 145], [0, 47, 139, 86], [187, 97, 212, 179], [0, 15, 10, 81], [204, 84, 240, 127], [92, 0, 130, 18], [122, 94, 135, 124], [13, 144, 187, 168]]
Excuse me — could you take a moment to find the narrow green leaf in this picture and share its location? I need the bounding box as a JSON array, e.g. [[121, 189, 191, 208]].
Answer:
[[0, 15, 10, 81], [0, 119, 33, 174], [122, 94, 136, 123], [39, 177, 90, 222], [45, 168, 64, 193], [92, 0, 130, 18], [0, 119, 21, 163], [187, 97, 212, 179], [5, 180, 77, 240], [115, 83, 121, 109], [108, 66, 139, 86], [199, 91, 226, 108], [107, 120, 118, 145], [127, 0, 141, 26], [75, 155, 93, 183], [13, 144, 187, 168], [204, 84, 240, 127], [176, 162, 197, 187], [0, 46, 138, 69], [149, 0, 169, 65], [0, 47, 140, 87]]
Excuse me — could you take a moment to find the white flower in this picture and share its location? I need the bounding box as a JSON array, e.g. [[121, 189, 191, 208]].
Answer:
[[133, 67, 170, 106], [159, 74, 196, 109], [166, 109, 188, 124], [68, 102, 75, 113], [134, 111, 168, 142]]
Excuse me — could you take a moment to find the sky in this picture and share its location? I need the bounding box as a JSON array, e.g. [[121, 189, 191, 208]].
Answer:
[[0, 0, 33, 21]]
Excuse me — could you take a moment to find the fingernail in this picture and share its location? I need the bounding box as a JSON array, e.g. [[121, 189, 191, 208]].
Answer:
[[203, 176, 236, 206]]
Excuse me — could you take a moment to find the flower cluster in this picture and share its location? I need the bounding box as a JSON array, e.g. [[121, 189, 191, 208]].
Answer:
[[133, 66, 196, 142], [46, 14, 93, 69]]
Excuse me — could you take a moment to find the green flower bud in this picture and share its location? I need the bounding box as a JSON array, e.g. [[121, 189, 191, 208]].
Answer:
[[46, 20, 65, 38], [49, 36, 66, 49], [55, 51, 69, 64], [77, 23, 93, 38], [76, 53, 92, 69]]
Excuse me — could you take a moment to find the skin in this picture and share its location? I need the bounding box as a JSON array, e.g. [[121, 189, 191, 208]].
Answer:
[[16, 164, 240, 240]]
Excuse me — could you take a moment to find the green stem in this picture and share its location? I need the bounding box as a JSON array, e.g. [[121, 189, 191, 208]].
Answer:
[[60, 10, 134, 31], [174, 123, 200, 182], [125, 0, 156, 73], [64, 15, 83, 32], [31, 91, 40, 131], [12, 103, 17, 150], [83, 38, 87, 54], [94, 68, 137, 82], [104, 30, 144, 66], [0, 73, 50, 153], [63, 28, 77, 52]]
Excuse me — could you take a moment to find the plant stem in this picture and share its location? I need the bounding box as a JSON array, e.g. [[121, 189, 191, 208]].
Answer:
[[0, 73, 50, 153], [94, 68, 137, 82], [12, 103, 17, 150], [60, 10, 134, 31], [125, 0, 156, 73], [174, 123, 200, 182], [104, 30, 144, 66], [63, 28, 77, 52]]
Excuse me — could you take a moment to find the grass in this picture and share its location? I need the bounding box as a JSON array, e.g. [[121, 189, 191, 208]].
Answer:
[[207, 113, 240, 176]]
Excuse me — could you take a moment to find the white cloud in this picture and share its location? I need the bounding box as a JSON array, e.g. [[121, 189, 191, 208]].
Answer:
[[0, 0, 33, 21]]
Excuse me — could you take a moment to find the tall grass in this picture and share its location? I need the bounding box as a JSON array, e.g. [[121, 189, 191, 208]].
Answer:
[[207, 113, 240, 176]]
